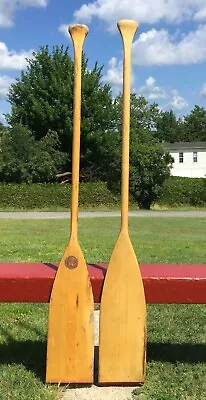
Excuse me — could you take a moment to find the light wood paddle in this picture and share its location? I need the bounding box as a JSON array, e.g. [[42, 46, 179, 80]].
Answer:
[[46, 24, 94, 384], [99, 19, 146, 385]]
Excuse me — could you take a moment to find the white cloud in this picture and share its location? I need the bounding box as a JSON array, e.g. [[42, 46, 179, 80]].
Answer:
[[58, 24, 70, 38], [0, 42, 34, 70], [138, 76, 167, 100], [74, 0, 206, 29], [132, 24, 206, 65], [138, 76, 188, 111], [168, 90, 188, 110], [73, 1, 206, 67], [102, 56, 135, 95], [194, 7, 206, 21], [0, 0, 48, 27], [199, 82, 206, 97], [102, 57, 122, 88], [103, 64, 188, 111], [0, 74, 15, 100]]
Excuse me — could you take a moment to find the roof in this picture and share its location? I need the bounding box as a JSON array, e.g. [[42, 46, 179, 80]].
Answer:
[[163, 141, 206, 151]]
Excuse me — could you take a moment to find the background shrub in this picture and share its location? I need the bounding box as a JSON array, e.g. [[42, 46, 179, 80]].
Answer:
[[0, 177, 205, 210], [0, 182, 121, 210], [158, 177, 206, 206]]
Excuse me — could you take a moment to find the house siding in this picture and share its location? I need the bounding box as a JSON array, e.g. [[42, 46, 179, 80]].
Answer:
[[164, 142, 206, 178]]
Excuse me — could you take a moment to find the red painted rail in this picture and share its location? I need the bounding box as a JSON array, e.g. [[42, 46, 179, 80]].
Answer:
[[0, 263, 206, 304]]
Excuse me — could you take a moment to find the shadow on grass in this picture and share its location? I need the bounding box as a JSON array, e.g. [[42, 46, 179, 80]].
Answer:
[[147, 341, 206, 363], [0, 323, 47, 381], [0, 338, 205, 384], [0, 338, 47, 381], [0, 312, 205, 384]]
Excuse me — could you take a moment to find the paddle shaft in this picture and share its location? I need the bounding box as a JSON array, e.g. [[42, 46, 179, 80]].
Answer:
[[69, 25, 88, 239], [118, 20, 138, 233]]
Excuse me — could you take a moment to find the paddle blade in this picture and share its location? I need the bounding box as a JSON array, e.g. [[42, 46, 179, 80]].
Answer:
[[99, 231, 146, 384], [46, 239, 94, 383]]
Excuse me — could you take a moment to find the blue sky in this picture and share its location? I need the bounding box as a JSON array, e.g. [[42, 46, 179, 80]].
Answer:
[[0, 0, 206, 124]]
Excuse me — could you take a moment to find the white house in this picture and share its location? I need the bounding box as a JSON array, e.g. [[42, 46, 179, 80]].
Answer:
[[163, 142, 206, 178]]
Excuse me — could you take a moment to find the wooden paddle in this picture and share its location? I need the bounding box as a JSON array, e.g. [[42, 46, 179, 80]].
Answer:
[[99, 19, 146, 385], [46, 24, 94, 384]]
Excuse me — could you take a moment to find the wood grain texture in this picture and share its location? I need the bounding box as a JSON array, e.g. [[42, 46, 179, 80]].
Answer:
[[46, 24, 94, 384], [46, 241, 94, 383], [99, 20, 147, 385]]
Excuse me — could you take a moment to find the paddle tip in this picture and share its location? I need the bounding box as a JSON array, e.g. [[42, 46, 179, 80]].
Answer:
[[117, 19, 138, 38], [68, 24, 89, 36]]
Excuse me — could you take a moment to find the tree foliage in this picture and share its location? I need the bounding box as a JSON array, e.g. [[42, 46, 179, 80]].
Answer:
[[6, 45, 115, 177], [106, 94, 173, 209], [0, 122, 6, 132], [114, 94, 160, 132], [155, 106, 206, 143], [3, 45, 193, 207], [7, 46, 73, 146], [129, 130, 172, 209], [183, 105, 206, 142], [155, 110, 180, 142], [0, 124, 66, 183]]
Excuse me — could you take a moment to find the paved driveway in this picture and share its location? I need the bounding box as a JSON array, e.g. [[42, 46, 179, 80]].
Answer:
[[0, 211, 205, 219]]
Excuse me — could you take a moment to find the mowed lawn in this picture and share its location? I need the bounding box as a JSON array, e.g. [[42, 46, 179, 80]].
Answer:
[[0, 217, 205, 400], [1, 216, 206, 264]]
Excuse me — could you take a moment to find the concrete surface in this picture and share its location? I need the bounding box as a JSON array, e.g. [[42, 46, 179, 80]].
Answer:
[[0, 210, 206, 219], [62, 311, 139, 400]]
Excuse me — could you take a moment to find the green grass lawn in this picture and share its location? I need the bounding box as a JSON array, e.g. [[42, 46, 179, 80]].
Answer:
[[0, 217, 206, 399], [0, 217, 206, 263]]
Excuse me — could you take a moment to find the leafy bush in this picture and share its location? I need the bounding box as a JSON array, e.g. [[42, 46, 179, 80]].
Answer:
[[0, 124, 67, 183], [0, 177, 205, 210], [0, 182, 121, 209], [129, 135, 172, 209], [158, 177, 206, 206]]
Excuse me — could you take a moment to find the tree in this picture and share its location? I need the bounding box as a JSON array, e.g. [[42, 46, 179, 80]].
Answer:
[[183, 105, 206, 142], [114, 94, 160, 132], [0, 124, 67, 183], [129, 129, 173, 209], [0, 122, 6, 132], [5, 48, 173, 197], [6, 46, 115, 178], [155, 110, 180, 142], [106, 94, 173, 209], [154, 106, 206, 144]]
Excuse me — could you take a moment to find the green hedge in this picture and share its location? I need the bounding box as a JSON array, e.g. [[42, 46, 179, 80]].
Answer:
[[0, 177, 205, 209], [158, 177, 206, 206], [0, 182, 121, 209]]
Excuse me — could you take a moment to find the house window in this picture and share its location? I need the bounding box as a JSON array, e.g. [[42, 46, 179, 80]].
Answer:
[[193, 151, 198, 163], [179, 152, 184, 163]]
